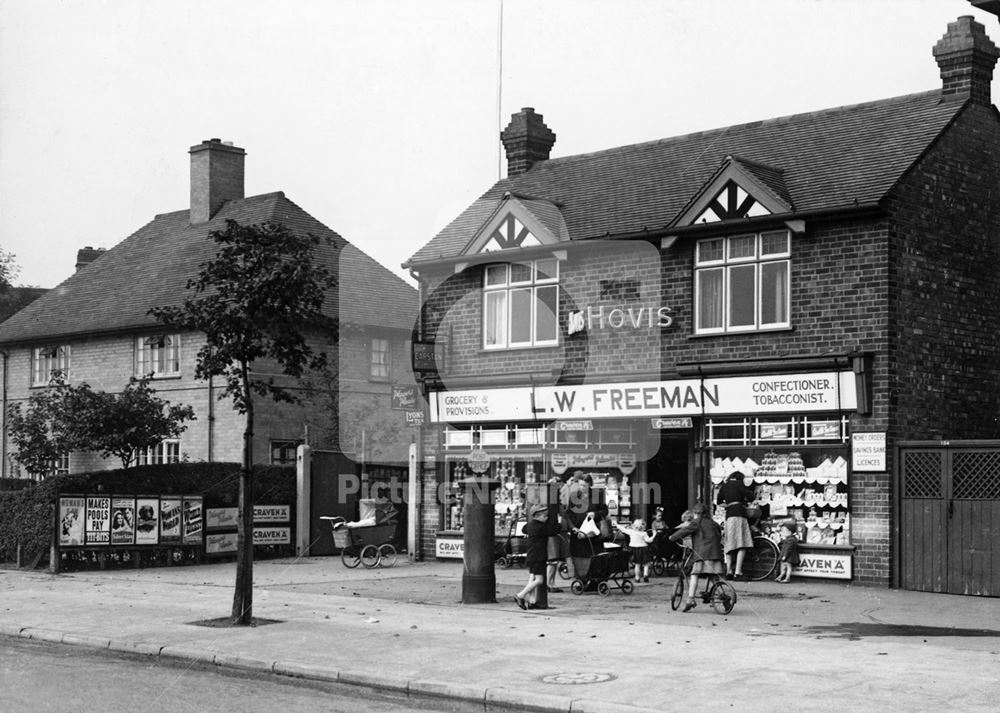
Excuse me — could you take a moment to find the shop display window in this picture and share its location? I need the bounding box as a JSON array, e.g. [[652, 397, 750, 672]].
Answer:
[[707, 415, 851, 548], [442, 455, 545, 533]]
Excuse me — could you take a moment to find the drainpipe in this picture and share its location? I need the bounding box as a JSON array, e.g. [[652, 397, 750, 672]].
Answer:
[[1, 351, 7, 479], [207, 374, 214, 462]]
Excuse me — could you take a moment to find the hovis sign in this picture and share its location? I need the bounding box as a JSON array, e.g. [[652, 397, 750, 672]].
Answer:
[[430, 372, 857, 424]]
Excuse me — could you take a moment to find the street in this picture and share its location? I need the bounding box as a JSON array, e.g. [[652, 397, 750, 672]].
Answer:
[[0, 637, 482, 713]]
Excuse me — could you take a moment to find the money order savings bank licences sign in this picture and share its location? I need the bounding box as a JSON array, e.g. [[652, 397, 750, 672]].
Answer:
[[431, 372, 857, 423]]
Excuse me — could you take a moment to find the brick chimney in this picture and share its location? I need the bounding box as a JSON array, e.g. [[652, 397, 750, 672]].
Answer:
[[500, 108, 556, 177], [189, 138, 245, 224], [75, 246, 106, 272], [933, 16, 1000, 105]]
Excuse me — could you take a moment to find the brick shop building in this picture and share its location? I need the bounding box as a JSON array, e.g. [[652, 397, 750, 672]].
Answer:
[[405, 16, 1000, 594]]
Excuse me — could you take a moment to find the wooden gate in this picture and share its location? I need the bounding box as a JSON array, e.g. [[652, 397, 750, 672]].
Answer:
[[898, 442, 1000, 596]]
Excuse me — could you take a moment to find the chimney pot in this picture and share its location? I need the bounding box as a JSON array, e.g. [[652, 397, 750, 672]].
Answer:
[[500, 108, 556, 177]]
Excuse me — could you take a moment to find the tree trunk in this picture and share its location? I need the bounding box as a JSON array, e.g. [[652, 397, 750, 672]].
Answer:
[[231, 398, 254, 624]]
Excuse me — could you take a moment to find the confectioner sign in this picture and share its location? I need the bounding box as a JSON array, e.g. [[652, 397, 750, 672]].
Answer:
[[431, 372, 857, 423]]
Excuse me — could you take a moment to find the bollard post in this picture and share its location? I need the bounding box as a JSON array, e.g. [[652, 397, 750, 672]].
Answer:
[[460, 475, 500, 604]]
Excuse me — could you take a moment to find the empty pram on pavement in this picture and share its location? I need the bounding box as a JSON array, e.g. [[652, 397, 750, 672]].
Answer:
[[321, 499, 398, 569]]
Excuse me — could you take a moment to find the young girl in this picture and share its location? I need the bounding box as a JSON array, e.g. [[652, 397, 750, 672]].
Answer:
[[668, 503, 725, 612], [618, 518, 654, 582], [515, 503, 559, 610], [777, 522, 800, 583]]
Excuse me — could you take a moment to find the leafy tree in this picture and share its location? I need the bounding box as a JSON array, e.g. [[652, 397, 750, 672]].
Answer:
[[0, 248, 20, 314], [89, 377, 196, 468], [8, 374, 194, 475], [150, 219, 336, 625], [6, 376, 195, 476]]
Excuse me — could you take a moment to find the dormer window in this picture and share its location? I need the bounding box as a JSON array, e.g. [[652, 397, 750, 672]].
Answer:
[[483, 258, 559, 349], [136, 334, 180, 377], [31, 345, 70, 386], [695, 230, 790, 334]]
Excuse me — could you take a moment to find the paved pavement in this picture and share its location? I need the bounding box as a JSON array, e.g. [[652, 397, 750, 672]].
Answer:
[[2, 556, 999, 712]]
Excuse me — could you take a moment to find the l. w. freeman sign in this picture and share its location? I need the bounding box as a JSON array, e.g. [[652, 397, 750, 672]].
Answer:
[[430, 372, 857, 423]]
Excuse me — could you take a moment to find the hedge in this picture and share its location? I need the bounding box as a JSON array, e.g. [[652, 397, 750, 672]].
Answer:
[[0, 462, 296, 566]]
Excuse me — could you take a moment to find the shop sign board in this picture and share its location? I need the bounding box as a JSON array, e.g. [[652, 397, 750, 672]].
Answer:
[[253, 526, 291, 545], [254, 504, 290, 523], [411, 341, 437, 372], [551, 452, 635, 475], [59, 496, 85, 547], [430, 372, 857, 423], [650, 417, 692, 429], [436, 537, 464, 559], [555, 420, 593, 431], [85, 496, 111, 545], [794, 552, 852, 580], [391, 385, 418, 410], [405, 410, 425, 426], [852, 432, 886, 471]]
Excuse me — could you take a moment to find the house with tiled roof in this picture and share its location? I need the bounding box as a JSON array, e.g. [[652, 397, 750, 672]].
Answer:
[[406, 16, 1000, 595], [0, 138, 418, 479]]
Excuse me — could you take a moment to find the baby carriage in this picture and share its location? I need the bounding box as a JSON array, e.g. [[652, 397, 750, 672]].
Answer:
[[649, 528, 683, 576], [496, 518, 527, 569], [321, 499, 398, 569], [569, 535, 634, 596]]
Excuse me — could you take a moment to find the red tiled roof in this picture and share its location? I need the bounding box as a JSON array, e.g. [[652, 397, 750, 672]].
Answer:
[[407, 91, 966, 266], [0, 192, 417, 345]]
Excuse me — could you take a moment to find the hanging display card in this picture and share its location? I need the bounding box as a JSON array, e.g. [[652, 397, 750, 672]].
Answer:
[[135, 497, 160, 545], [160, 498, 182, 544], [85, 496, 111, 545], [110, 497, 136, 545], [182, 496, 204, 544], [59, 496, 85, 547]]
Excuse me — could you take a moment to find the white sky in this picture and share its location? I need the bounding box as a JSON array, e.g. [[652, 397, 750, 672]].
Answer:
[[0, 0, 995, 289]]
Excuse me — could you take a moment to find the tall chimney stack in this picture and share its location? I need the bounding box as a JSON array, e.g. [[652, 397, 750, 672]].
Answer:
[[500, 108, 556, 177], [933, 16, 999, 105], [75, 246, 106, 272], [189, 138, 245, 224]]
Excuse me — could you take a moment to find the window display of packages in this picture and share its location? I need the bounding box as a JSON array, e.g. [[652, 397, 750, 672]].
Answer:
[[710, 449, 851, 545]]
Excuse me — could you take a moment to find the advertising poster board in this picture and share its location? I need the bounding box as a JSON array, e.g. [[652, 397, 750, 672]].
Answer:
[[205, 531, 238, 555], [110, 497, 136, 546], [85, 496, 111, 545], [160, 497, 182, 544], [205, 507, 238, 531], [253, 526, 291, 545], [59, 496, 86, 547], [135, 497, 160, 545], [182, 496, 204, 545]]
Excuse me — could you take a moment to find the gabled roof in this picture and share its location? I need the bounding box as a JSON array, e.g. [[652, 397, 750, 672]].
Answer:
[[406, 90, 968, 266], [462, 193, 567, 254], [0, 192, 417, 345]]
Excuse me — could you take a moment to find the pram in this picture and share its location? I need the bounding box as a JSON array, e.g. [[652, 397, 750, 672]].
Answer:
[[321, 499, 398, 569], [569, 535, 634, 596], [649, 528, 683, 576], [496, 518, 527, 569]]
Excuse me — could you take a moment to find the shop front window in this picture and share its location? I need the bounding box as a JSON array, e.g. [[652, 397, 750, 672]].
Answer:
[[483, 258, 559, 349], [695, 230, 790, 334]]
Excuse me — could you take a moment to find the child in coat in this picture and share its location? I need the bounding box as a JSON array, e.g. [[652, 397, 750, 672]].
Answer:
[[668, 503, 725, 612], [777, 523, 800, 583], [515, 503, 560, 610], [617, 518, 654, 582]]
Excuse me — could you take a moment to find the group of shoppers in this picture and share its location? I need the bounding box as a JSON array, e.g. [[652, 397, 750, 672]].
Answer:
[[515, 469, 769, 613]]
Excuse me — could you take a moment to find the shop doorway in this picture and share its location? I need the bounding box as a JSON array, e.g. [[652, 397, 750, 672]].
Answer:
[[643, 434, 691, 528], [897, 442, 1000, 596]]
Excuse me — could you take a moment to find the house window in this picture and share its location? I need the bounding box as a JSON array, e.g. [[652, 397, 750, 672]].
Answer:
[[270, 440, 302, 465], [49, 454, 70, 477], [31, 345, 70, 386], [483, 258, 559, 349], [370, 338, 390, 381], [133, 440, 180, 466], [136, 334, 180, 377], [695, 230, 790, 334]]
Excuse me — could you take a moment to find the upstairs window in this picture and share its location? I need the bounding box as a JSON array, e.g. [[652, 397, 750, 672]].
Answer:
[[136, 334, 180, 377], [370, 337, 390, 381], [695, 230, 790, 334], [32, 345, 70, 386], [133, 439, 180, 466], [270, 440, 302, 465], [483, 258, 559, 349]]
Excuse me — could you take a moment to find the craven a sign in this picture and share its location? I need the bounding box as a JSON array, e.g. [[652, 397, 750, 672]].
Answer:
[[794, 552, 852, 580], [430, 372, 857, 423], [436, 537, 464, 559]]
